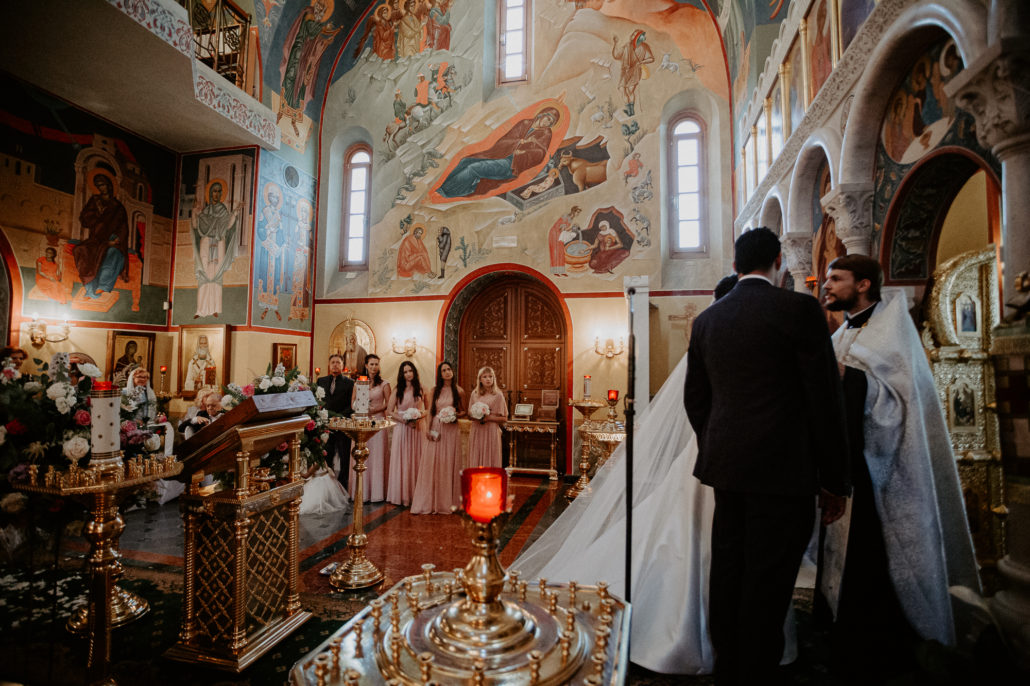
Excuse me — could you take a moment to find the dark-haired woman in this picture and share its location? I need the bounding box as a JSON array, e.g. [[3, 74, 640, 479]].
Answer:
[[350, 354, 391, 502], [386, 360, 426, 506], [411, 361, 467, 514]]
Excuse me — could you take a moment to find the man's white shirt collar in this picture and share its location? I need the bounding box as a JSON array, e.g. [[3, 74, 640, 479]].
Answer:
[[738, 274, 773, 286]]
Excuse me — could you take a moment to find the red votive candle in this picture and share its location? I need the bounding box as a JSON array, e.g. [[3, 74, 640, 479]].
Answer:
[[92, 381, 114, 391], [359, 376, 368, 381], [461, 467, 507, 523], [314, 367, 321, 376], [608, 389, 619, 402], [160, 365, 167, 373]]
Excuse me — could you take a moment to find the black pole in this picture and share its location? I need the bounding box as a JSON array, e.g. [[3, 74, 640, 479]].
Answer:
[[625, 287, 636, 606]]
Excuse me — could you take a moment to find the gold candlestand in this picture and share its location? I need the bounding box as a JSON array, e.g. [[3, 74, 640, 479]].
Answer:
[[327, 416, 395, 590], [290, 508, 630, 684], [16, 455, 182, 686], [565, 398, 605, 500]]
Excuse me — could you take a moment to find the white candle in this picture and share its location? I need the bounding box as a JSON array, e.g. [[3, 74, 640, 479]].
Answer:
[[354, 377, 371, 416], [90, 384, 121, 453], [583, 375, 591, 399]]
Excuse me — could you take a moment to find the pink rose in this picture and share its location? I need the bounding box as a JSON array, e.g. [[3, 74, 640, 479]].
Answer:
[[2, 368, 14, 379], [74, 409, 91, 426], [121, 420, 137, 433], [242, 384, 255, 397], [277, 441, 288, 451], [305, 420, 316, 431]]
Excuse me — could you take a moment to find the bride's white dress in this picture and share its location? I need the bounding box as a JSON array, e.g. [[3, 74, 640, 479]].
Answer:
[[512, 354, 804, 674], [300, 468, 351, 516]]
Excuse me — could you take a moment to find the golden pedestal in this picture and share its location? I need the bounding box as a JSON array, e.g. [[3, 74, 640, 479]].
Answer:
[[566, 399, 606, 500], [16, 456, 183, 686], [166, 392, 315, 672], [327, 417, 396, 590]]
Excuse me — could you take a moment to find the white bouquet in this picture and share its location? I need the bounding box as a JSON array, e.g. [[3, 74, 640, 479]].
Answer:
[[402, 407, 421, 422], [438, 406, 458, 424], [468, 401, 490, 421]]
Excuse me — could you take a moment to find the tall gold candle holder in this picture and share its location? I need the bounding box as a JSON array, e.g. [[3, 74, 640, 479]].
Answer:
[[327, 415, 396, 590], [289, 467, 631, 684], [566, 398, 606, 500]]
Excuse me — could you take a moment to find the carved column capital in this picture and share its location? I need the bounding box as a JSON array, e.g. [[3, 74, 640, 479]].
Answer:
[[781, 232, 813, 277], [946, 41, 1030, 155], [821, 183, 874, 255]]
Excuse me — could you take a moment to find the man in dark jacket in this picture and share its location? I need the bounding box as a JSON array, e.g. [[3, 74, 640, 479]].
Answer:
[[318, 354, 354, 486], [684, 227, 850, 685]]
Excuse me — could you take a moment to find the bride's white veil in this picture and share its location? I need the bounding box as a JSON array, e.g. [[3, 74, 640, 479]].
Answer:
[[511, 352, 695, 589]]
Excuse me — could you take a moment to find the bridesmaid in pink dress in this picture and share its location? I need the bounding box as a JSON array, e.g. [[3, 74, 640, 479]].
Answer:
[[350, 354, 391, 502], [386, 360, 426, 506], [467, 366, 508, 468], [411, 361, 467, 514]]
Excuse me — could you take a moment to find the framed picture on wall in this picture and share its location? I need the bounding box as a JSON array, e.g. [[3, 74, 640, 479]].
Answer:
[[272, 342, 298, 371], [178, 325, 229, 399], [106, 330, 155, 387], [948, 380, 978, 432]]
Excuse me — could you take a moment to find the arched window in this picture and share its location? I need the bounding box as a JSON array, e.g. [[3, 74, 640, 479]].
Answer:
[[340, 145, 371, 269], [497, 0, 530, 84], [668, 115, 706, 254]]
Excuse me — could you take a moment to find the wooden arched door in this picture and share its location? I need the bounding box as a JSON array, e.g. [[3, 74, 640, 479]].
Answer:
[[458, 279, 565, 415]]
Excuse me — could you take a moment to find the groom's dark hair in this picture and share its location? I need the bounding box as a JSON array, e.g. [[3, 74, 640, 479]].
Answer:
[[733, 227, 780, 274]]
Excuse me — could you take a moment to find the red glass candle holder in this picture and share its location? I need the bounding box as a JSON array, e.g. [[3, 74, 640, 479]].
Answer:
[[461, 467, 507, 523], [92, 381, 114, 392], [607, 389, 619, 402]]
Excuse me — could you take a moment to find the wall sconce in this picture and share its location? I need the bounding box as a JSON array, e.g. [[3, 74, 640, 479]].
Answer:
[[28, 315, 70, 348], [392, 335, 417, 357], [594, 336, 625, 358]]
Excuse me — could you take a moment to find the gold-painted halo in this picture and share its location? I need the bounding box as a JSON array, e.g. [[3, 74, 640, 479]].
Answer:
[[86, 168, 117, 195], [296, 197, 314, 221], [204, 178, 229, 203]]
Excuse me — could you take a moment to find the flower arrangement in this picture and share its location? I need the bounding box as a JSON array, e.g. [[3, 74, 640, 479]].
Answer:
[[401, 407, 422, 423], [438, 406, 458, 424], [468, 401, 490, 421], [221, 364, 328, 477], [0, 356, 100, 484]]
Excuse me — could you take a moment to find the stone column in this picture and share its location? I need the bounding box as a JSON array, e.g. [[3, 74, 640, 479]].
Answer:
[[781, 232, 814, 294], [820, 183, 874, 256], [946, 1, 1030, 669], [623, 276, 650, 414]]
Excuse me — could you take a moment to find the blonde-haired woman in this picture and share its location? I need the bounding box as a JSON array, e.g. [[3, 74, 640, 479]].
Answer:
[[466, 366, 507, 468]]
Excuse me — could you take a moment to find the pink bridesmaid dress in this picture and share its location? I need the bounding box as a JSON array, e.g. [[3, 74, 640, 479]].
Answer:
[[411, 386, 462, 514], [467, 390, 507, 468], [349, 381, 389, 502], [386, 386, 425, 506]]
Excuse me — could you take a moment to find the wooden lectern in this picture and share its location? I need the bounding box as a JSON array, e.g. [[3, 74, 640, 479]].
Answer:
[[165, 391, 314, 671]]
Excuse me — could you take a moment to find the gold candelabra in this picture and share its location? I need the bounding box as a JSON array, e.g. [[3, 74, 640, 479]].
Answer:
[[327, 416, 396, 590], [289, 479, 629, 684], [16, 454, 182, 686], [566, 398, 606, 500]]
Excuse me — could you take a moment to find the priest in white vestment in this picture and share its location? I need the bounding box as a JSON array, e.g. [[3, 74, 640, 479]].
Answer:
[[821, 255, 979, 682]]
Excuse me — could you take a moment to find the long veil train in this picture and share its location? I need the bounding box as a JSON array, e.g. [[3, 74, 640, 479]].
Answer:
[[511, 354, 716, 674]]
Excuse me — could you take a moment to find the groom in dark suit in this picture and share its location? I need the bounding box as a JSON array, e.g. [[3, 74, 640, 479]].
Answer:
[[684, 228, 850, 685], [318, 354, 354, 485]]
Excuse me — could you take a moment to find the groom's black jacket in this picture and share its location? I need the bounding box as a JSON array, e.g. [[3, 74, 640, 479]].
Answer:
[[684, 278, 850, 497]]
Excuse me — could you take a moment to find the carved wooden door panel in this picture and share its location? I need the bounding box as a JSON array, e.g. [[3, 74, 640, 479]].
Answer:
[[459, 280, 565, 413]]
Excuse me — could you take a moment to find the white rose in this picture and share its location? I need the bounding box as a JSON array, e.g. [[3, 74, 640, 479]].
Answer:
[[221, 394, 233, 408], [23, 381, 42, 393], [297, 375, 308, 385], [316, 386, 326, 400], [1, 492, 28, 514], [78, 363, 101, 379], [55, 397, 73, 414], [63, 435, 90, 461], [46, 382, 69, 401], [145, 434, 163, 452], [271, 376, 286, 387], [259, 378, 272, 391], [288, 380, 300, 392], [320, 432, 329, 444], [274, 363, 286, 376], [318, 408, 328, 421]]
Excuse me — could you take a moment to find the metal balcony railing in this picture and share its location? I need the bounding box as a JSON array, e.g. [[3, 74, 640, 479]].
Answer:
[[179, 0, 251, 89]]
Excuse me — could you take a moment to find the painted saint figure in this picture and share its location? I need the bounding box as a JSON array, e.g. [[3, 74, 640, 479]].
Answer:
[[258, 182, 284, 297], [35, 246, 67, 303], [396, 0, 422, 58], [589, 220, 630, 274], [434, 107, 562, 200], [73, 172, 130, 299], [184, 335, 214, 392], [612, 30, 654, 116], [548, 206, 581, 277], [397, 225, 434, 278], [426, 0, 452, 50], [437, 226, 452, 279], [279, 0, 343, 135], [191, 181, 240, 318]]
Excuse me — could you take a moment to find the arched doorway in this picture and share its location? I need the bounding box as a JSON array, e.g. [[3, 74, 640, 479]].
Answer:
[[458, 276, 566, 414]]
